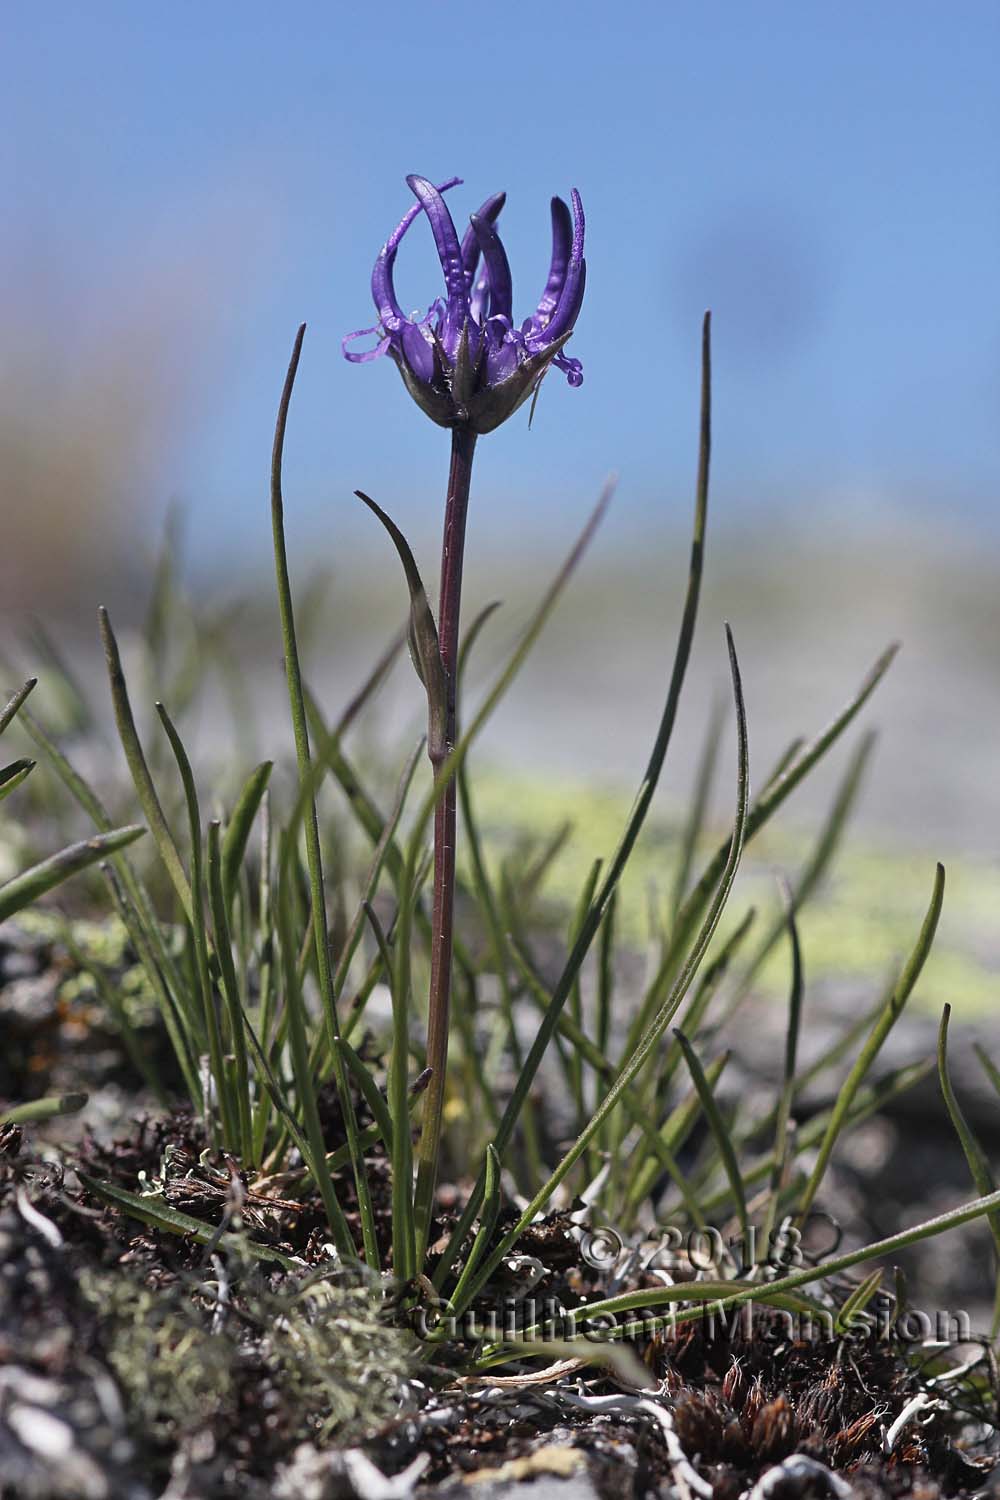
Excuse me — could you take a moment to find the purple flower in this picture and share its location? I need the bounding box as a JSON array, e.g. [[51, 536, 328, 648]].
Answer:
[[344, 175, 586, 434]]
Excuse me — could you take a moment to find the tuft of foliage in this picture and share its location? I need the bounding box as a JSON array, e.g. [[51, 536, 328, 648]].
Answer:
[[6, 313, 1000, 1400]]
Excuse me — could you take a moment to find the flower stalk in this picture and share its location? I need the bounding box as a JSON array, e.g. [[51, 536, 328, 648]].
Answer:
[[414, 424, 477, 1248]]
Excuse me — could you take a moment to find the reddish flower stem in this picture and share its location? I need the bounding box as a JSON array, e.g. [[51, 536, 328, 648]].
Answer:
[[414, 424, 477, 1246]]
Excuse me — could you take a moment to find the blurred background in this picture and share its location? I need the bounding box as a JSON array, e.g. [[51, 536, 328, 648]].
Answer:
[[2, 2, 999, 1011]]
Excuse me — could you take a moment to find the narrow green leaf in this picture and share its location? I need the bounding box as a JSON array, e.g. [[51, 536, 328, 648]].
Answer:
[[447, 1145, 502, 1315], [2, 1093, 88, 1125], [333, 626, 407, 740], [834, 1268, 883, 1335], [221, 761, 274, 912], [0, 759, 34, 801], [338, 739, 424, 1042], [99, 606, 192, 919], [521, 1187, 1000, 1346], [974, 1043, 1000, 1101], [501, 1279, 828, 1358], [457, 600, 503, 680], [674, 1028, 747, 1236], [0, 826, 145, 922], [938, 1003, 1000, 1336], [796, 863, 944, 1223], [270, 324, 378, 1267], [77, 1174, 299, 1269], [155, 701, 235, 1148], [0, 679, 37, 738], [733, 731, 875, 1011], [508, 934, 710, 1189], [102, 862, 203, 1109], [622, 1052, 731, 1219], [64, 927, 166, 1103], [762, 885, 804, 1249], [694, 1060, 934, 1221], [648, 905, 758, 1103], [670, 694, 726, 919], [275, 843, 355, 1258], [208, 820, 254, 1162], [355, 488, 447, 755], [337, 1032, 394, 1159]]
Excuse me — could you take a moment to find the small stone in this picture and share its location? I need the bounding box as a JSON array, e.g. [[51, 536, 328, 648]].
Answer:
[[7, 1401, 74, 1458]]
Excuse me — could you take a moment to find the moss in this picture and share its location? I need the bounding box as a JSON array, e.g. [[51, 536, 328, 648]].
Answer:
[[81, 1269, 234, 1442], [255, 1275, 419, 1444], [81, 1260, 417, 1449]]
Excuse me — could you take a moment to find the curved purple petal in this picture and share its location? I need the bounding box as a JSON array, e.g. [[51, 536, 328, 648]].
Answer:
[[372, 176, 461, 332], [482, 323, 521, 385], [470, 214, 514, 323], [532, 195, 573, 330], [406, 175, 469, 351], [399, 321, 436, 384], [540, 258, 586, 348], [460, 190, 506, 286], [527, 189, 585, 349]]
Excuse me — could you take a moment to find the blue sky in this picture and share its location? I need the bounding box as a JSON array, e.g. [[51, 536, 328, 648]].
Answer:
[[4, 2, 999, 570]]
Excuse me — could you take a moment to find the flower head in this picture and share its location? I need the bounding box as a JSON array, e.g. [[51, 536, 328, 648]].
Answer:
[[344, 175, 585, 434]]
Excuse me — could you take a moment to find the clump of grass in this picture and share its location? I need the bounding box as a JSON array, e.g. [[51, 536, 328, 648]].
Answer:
[[8, 311, 1000, 1408]]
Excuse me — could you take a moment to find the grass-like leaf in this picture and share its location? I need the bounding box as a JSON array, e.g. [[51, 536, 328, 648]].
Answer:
[[221, 760, 274, 912], [0, 825, 145, 923], [975, 1042, 1000, 1101], [77, 1174, 300, 1269], [155, 700, 235, 1144], [670, 694, 726, 920], [795, 862, 944, 1223], [0, 758, 34, 801], [274, 840, 356, 1259], [208, 820, 255, 1162], [761, 885, 804, 1249], [1, 1093, 88, 1125], [834, 1267, 883, 1335], [101, 861, 203, 1108], [0, 678, 37, 737], [729, 731, 875, 1016], [938, 1002, 1000, 1333], [270, 324, 378, 1267], [355, 489, 446, 752], [674, 1028, 747, 1237], [99, 606, 193, 919], [496, 1185, 1000, 1355]]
